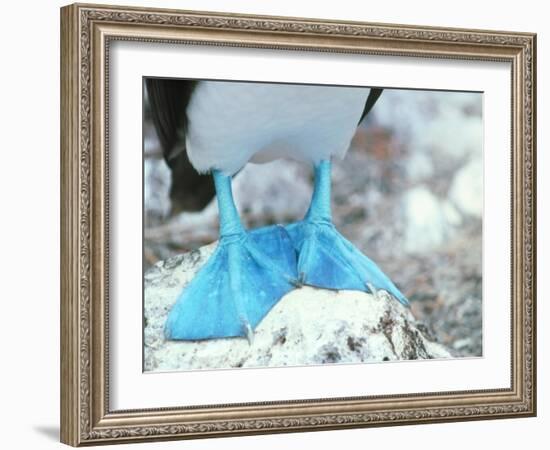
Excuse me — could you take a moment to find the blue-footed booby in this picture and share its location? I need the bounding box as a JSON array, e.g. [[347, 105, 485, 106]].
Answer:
[[145, 78, 408, 342]]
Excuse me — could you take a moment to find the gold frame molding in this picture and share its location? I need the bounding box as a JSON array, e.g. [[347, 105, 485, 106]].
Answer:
[[60, 2, 537, 446]]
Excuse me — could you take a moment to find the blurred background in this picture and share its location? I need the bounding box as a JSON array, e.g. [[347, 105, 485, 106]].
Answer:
[[143, 87, 483, 358]]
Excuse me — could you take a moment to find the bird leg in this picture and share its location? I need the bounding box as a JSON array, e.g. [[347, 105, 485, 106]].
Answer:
[[286, 160, 409, 306], [164, 170, 299, 341]]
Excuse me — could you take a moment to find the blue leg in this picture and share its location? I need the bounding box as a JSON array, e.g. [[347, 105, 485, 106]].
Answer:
[[165, 171, 299, 341], [286, 160, 409, 306]]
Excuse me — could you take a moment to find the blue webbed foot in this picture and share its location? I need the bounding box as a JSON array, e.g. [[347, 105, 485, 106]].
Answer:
[[165, 225, 298, 341], [286, 220, 409, 307]]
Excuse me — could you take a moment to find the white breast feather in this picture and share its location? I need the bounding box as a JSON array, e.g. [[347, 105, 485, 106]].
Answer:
[[185, 81, 370, 175]]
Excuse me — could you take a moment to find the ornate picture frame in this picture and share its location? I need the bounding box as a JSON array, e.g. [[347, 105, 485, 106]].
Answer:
[[60, 2, 536, 446]]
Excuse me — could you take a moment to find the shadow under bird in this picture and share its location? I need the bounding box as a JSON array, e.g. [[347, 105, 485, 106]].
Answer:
[[146, 78, 409, 342]]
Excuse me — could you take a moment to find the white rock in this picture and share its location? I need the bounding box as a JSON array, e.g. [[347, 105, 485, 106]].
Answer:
[[233, 159, 312, 223], [415, 113, 482, 160], [372, 90, 482, 154], [407, 151, 434, 181], [442, 200, 463, 227], [144, 158, 172, 223], [449, 159, 483, 217], [402, 186, 448, 253], [144, 243, 452, 372]]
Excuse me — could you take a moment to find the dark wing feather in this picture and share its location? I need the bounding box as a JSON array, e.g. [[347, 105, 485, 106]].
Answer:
[[145, 78, 196, 164], [145, 78, 215, 214], [358, 88, 383, 124]]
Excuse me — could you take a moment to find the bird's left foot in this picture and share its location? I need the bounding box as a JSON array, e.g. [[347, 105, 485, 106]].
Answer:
[[285, 219, 409, 306]]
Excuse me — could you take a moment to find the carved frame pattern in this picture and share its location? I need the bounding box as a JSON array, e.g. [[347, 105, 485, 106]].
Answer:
[[60, 2, 536, 446]]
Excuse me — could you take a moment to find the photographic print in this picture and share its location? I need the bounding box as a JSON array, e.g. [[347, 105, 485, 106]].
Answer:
[[143, 79, 482, 372]]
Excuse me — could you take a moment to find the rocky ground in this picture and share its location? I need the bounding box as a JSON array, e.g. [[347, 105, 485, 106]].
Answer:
[[144, 244, 452, 372], [144, 88, 483, 359]]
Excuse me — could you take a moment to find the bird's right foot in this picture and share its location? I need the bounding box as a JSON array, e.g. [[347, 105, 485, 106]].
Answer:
[[164, 225, 299, 341]]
